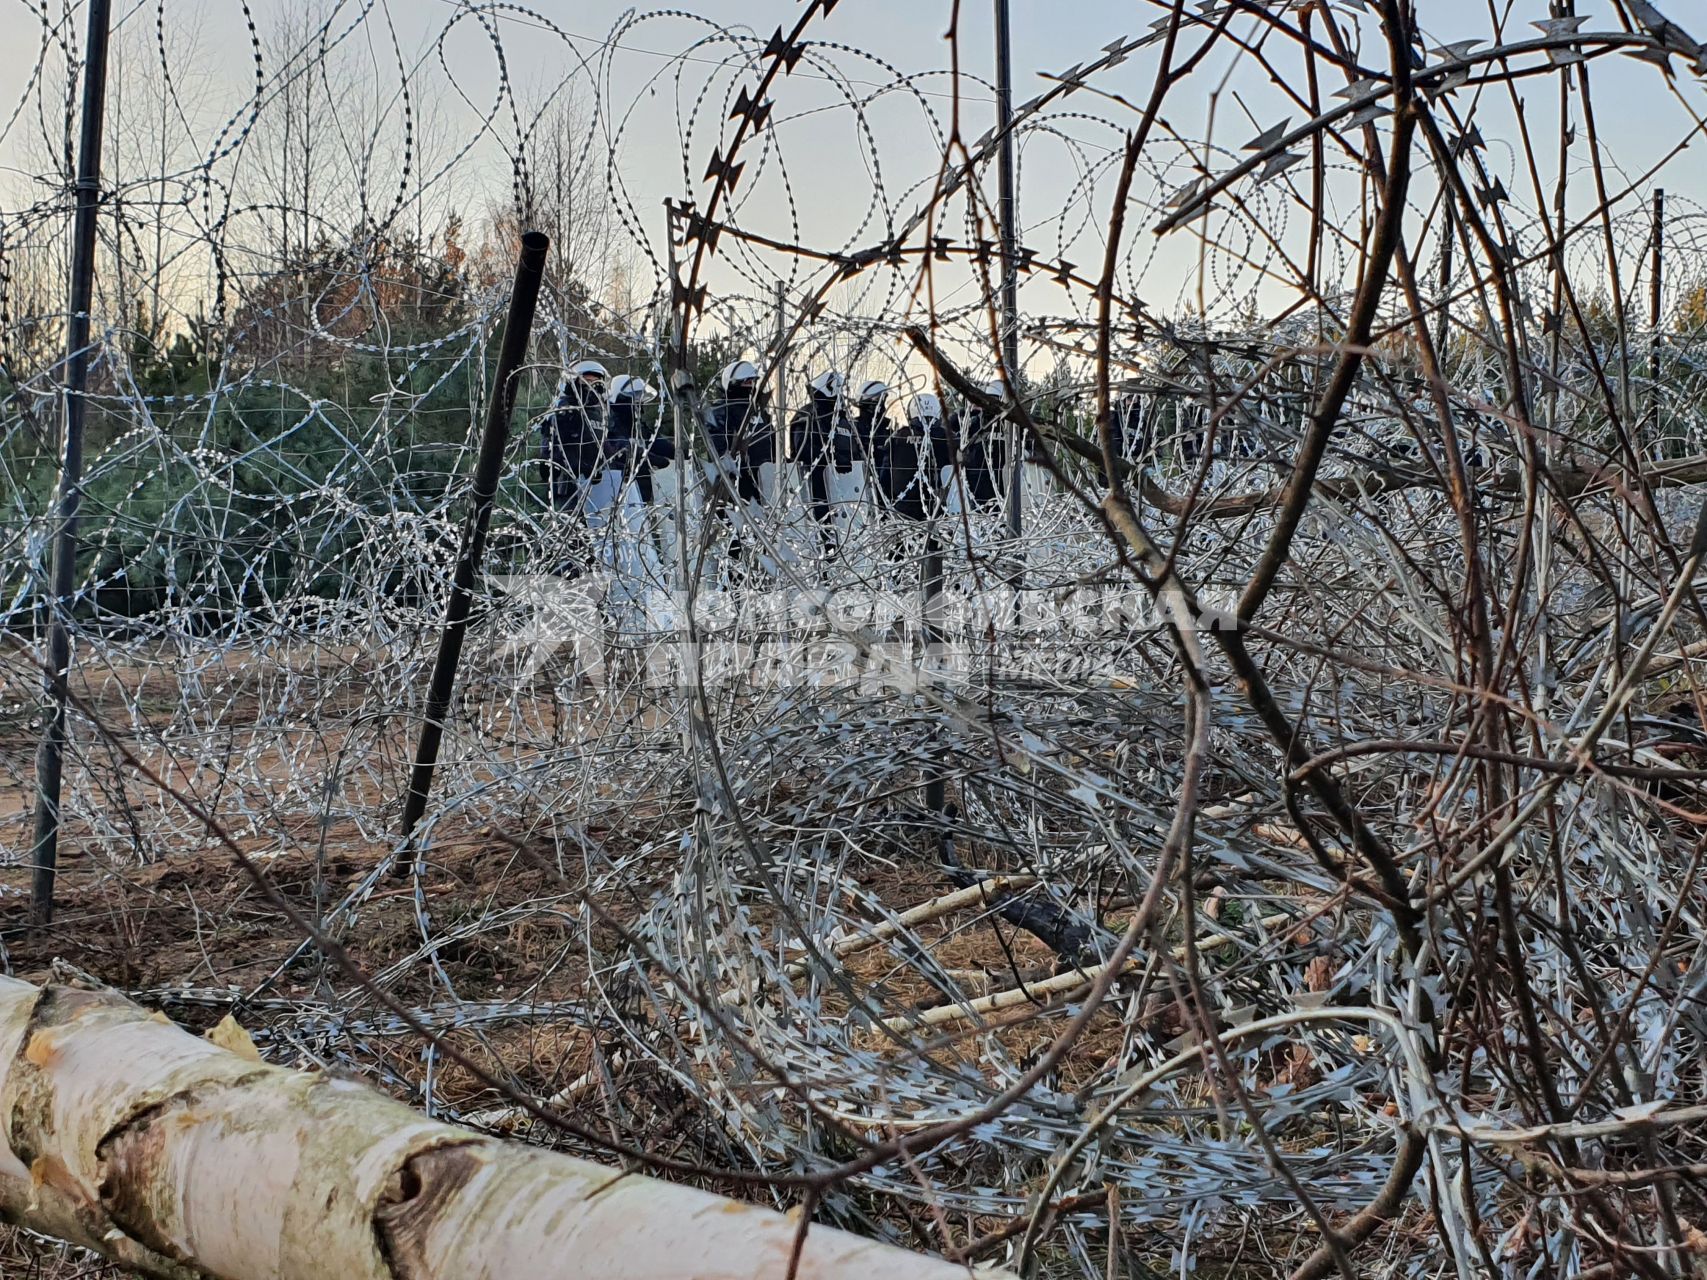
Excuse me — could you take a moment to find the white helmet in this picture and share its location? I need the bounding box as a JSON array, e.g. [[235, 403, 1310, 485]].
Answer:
[[571, 359, 609, 380], [858, 380, 888, 402], [982, 380, 1006, 400], [808, 370, 845, 397], [720, 360, 761, 391], [908, 393, 943, 424], [609, 374, 655, 402]]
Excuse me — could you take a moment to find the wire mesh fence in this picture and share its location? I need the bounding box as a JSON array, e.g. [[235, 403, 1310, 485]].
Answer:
[[5, 2, 1707, 1276]]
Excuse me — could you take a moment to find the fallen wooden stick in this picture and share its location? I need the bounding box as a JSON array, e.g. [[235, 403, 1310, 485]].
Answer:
[[877, 962, 1119, 1033], [789, 874, 1041, 974], [876, 913, 1294, 1034], [463, 1048, 627, 1132], [717, 874, 1040, 1009]]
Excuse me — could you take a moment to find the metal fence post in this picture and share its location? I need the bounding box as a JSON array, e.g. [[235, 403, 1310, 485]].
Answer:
[[30, 0, 115, 927], [995, 0, 1023, 549], [397, 231, 549, 872], [1651, 187, 1665, 452]]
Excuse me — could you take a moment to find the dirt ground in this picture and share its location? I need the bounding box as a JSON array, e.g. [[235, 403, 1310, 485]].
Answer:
[[0, 643, 1248, 1276], [0, 759, 1093, 1276]]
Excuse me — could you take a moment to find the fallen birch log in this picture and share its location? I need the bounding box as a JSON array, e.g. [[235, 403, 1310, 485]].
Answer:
[[0, 975, 1002, 1279], [878, 962, 1118, 1034]]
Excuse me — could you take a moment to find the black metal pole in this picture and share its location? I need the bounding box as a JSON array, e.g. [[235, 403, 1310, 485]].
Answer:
[[921, 532, 946, 817], [30, 0, 114, 927], [773, 279, 788, 449], [1651, 187, 1664, 452], [995, 0, 1023, 544], [398, 231, 549, 871], [1434, 204, 1454, 366]]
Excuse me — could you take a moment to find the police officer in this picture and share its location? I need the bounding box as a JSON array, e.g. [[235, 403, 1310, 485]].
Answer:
[[1176, 401, 1206, 466], [598, 374, 668, 593], [853, 380, 890, 466], [608, 374, 673, 504], [706, 361, 774, 503], [542, 359, 608, 510], [1100, 386, 1147, 487], [834, 379, 887, 545], [790, 370, 848, 555], [953, 380, 1008, 513], [705, 361, 777, 578], [879, 392, 954, 525], [580, 365, 642, 587]]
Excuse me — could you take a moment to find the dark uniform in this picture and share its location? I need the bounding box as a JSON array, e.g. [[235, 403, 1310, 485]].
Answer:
[[705, 361, 775, 578], [879, 395, 954, 523], [1098, 393, 1147, 487], [790, 372, 849, 553], [853, 381, 889, 472], [607, 376, 674, 503], [706, 368, 774, 506], [542, 362, 608, 509], [953, 400, 1006, 511]]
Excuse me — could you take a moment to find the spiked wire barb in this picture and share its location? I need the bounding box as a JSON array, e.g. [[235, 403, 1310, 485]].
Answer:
[[7, 2, 1707, 1278]]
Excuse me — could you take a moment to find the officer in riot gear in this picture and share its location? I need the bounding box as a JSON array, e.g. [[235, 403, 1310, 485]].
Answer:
[[705, 360, 777, 578], [542, 359, 608, 509], [790, 370, 849, 554], [834, 379, 887, 543], [599, 374, 667, 590], [608, 374, 673, 504], [1100, 385, 1148, 487], [853, 380, 890, 466], [706, 360, 774, 504], [879, 392, 953, 524], [953, 380, 1008, 512]]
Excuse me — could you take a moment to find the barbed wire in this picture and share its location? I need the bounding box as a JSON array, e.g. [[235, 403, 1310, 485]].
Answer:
[[6, 1, 1707, 1276]]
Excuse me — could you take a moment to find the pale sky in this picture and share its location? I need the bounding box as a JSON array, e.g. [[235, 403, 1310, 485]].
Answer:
[[5, 0, 1707, 379]]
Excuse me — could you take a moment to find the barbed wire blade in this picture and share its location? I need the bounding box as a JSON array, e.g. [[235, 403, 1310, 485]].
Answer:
[[1243, 120, 1292, 153], [1256, 151, 1305, 183]]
